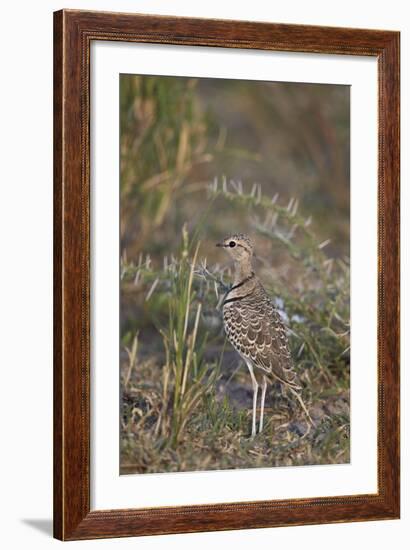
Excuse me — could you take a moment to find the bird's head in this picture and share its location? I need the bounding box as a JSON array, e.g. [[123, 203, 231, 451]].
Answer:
[[216, 233, 254, 263]]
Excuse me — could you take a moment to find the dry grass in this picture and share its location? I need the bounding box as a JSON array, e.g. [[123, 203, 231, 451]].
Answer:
[[121, 347, 349, 474]]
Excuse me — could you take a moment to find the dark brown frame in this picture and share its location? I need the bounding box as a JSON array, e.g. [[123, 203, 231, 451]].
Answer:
[[54, 9, 400, 541]]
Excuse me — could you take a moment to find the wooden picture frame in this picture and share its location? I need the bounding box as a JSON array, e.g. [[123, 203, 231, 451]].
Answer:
[[53, 9, 400, 540]]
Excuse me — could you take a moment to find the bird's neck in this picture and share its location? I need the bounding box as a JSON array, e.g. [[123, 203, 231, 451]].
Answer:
[[233, 258, 254, 285]]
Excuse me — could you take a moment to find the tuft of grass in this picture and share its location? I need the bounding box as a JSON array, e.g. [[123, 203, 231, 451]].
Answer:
[[121, 226, 220, 452], [158, 226, 219, 447]]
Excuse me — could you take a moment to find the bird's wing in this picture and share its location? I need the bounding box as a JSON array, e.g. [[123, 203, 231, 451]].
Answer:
[[228, 296, 300, 389]]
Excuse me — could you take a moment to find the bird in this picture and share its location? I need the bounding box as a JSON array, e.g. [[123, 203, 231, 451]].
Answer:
[[216, 233, 312, 437]]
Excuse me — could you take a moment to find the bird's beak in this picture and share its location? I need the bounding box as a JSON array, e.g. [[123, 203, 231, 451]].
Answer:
[[215, 242, 224, 247]]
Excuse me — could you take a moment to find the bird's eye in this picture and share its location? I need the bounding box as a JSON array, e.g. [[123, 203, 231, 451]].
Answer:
[[229, 241, 236, 248]]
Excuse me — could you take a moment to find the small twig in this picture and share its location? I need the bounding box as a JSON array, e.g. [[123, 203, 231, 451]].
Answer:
[[194, 262, 230, 293]]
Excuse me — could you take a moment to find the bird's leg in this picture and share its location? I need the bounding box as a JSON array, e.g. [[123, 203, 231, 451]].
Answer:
[[246, 361, 258, 438], [259, 376, 267, 433]]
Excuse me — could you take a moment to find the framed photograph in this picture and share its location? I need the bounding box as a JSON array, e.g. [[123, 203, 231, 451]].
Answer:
[[54, 9, 400, 540]]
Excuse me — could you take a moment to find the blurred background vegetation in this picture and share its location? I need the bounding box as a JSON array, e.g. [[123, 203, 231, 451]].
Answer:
[[120, 74, 350, 474]]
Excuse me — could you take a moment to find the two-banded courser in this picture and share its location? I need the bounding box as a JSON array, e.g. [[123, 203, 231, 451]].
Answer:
[[216, 233, 313, 438]]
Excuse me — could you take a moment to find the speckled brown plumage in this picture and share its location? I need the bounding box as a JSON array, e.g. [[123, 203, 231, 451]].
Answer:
[[223, 277, 299, 389]]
